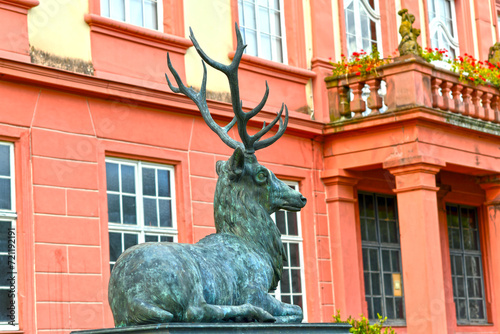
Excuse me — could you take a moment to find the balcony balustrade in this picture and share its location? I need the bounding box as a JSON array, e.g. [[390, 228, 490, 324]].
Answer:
[[325, 54, 500, 127]]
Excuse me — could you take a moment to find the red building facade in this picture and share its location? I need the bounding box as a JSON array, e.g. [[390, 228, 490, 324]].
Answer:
[[0, 0, 499, 333]]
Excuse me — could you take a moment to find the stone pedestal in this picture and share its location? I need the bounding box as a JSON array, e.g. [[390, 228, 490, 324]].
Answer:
[[71, 323, 351, 334]]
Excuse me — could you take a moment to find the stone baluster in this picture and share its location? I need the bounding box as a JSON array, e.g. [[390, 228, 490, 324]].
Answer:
[[339, 86, 351, 119], [471, 89, 484, 119], [450, 83, 464, 114], [462, 87, 473, 117], [431, 78, 443, 109], [366, 78, 383, 116], [440, 81, 453, 111], [481, 92, 493, 121], [491, 95, 500, 123], [349, 82, 366, 118]]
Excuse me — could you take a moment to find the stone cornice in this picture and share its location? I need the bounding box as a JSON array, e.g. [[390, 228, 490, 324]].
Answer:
[[0, 57, 323, 137], [228, 51, 316, 84], [84, 14, 192, 54], [0, 0, 39, 13]]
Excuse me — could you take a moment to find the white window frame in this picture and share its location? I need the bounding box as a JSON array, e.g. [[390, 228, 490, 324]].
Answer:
[[238, 0, 288, 64], [106, 158, 177, 269], [100, 0, 164, 32], [0, 142, 18, 330], [427, 0, 459, 56], [344, 0, 383, 56], [271, 181, 307, 321]]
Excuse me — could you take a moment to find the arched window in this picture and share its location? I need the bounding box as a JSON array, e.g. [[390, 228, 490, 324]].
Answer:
[[427, 0, 459, 58], [344, 0, 383, 56]]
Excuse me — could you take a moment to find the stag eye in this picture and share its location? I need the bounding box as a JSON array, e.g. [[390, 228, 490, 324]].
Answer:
[[255, 171, 268, 184]]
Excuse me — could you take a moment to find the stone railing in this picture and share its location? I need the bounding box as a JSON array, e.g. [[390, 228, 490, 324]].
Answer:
[[325, 54, 500, 125]]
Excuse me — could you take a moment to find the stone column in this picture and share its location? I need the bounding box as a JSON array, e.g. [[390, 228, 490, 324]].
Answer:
[[478, 175, 500, 326], [384, 158, 448, 333], [321, 170, 364, 318]]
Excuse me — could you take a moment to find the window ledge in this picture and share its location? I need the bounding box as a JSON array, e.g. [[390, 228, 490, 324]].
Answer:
[[0, 0, 38, 13], [228, 52, 316, 84], [84, 14, 192, 54]]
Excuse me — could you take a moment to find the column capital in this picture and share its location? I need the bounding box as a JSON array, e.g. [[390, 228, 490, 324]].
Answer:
[[478, 174, 500, 206], [383, 156, 445, 194], [321, 169, 359, 203], [320, 169, 359, 186]]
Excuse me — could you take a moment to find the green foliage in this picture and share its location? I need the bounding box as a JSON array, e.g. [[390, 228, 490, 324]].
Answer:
[[329, 47, 392, 78], [333, 310, 396, 334], [419, 47, 447, 63], [450, 53, 500, 87]]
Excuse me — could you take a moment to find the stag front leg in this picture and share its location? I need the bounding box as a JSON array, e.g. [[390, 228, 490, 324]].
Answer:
[[244, 289, 303, 323], [186, 303, 275, 323]]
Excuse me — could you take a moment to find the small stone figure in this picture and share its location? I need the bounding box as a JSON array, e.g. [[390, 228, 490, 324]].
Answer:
[[107, 24, 307, 326], [398, 9, 422, 56], [488, 42, 500, 67]]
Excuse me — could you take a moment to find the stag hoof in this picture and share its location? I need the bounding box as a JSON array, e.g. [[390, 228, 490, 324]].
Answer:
[[274, 314, 303, 323], [233, 304, 275, 323]]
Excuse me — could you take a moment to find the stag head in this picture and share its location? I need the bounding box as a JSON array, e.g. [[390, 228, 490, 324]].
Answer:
[[165, 23, 288, 155]]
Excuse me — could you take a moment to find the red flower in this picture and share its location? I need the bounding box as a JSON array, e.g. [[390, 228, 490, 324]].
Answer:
[[341, 53, 345, 57], [355, 72, 361, 76]]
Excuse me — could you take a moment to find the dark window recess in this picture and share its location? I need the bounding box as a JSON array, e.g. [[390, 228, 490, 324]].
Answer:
[[447, 204, 487, 324], [359, 192, 405, 323]]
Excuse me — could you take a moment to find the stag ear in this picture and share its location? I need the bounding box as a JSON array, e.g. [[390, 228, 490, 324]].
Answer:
[[227, 147, 245, 178]]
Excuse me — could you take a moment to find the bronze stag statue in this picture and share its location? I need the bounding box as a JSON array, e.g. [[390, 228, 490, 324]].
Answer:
[[108, 24, 307, 326]]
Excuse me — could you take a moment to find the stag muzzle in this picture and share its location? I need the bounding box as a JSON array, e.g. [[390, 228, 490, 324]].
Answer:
[[274, 178, 307, 212]]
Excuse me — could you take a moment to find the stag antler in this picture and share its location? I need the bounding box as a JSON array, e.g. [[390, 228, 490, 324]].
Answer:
[[165, 23, 288, 154]]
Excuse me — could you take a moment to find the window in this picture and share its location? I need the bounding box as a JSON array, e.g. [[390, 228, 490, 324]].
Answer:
[[427, 0, 459, 58], [358, 192, 405, 323], [106, 158, 176, 271], [0, 142, 17, 329], [344, 0, 383, 56], [446, 204, 487, 324], [101, 0, 162, 31], [272, 182, 307, 319], [238, 0, 286, 63]]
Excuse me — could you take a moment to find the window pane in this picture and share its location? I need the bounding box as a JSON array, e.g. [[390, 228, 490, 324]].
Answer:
[[244, 2, 256, 29], [369, 248, 379, 271], [158, 169, 171, 197], [380, 221, 388, 243], [289, 243, 299, 267], [0, 145, 10, 176], [159, 199, 172, 227], [362, 248, 369, 270], [258, 7, 270, 34], [0, 254, 10, 283], [142, 168, 156, 196], [122, 195, 137, 225], [469, 300, 485, 320], [143, 197, 158, 227], [110, 0, 125, 21], [0, 221, 11, 253], [382, 250, 391, 271], [384, 274, 393, 297], [386, 297, 395, 318], [145, 234, 158, 242], [160, 236, 174, 242], [129, 0, 143, 27], [144, 0, 158, 30], [366, 219, 377, 242], [291, 269, 301, 293], [109, 232, 122, 262], [260, 33, 272, 60], [391, 250, 400, 272], [101, 0, 110, 17], [373, 297, 382, 317], [106, 162, 120, 191], [276, 210, 286, 234], [107, 194, 121, 223], [121, 165, 136, 194], [244, 29, 258, 56], [0, 289, 14, 322], [273, 11, 281, 35], [0, 179, 11, 210], [287, 211, 298, 236], [124, 233, 138, 250], [281, 295, 291, 304], [281, 269, 290, 293], [395, 297, 404, 319], [371, 273, 381, 295]]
